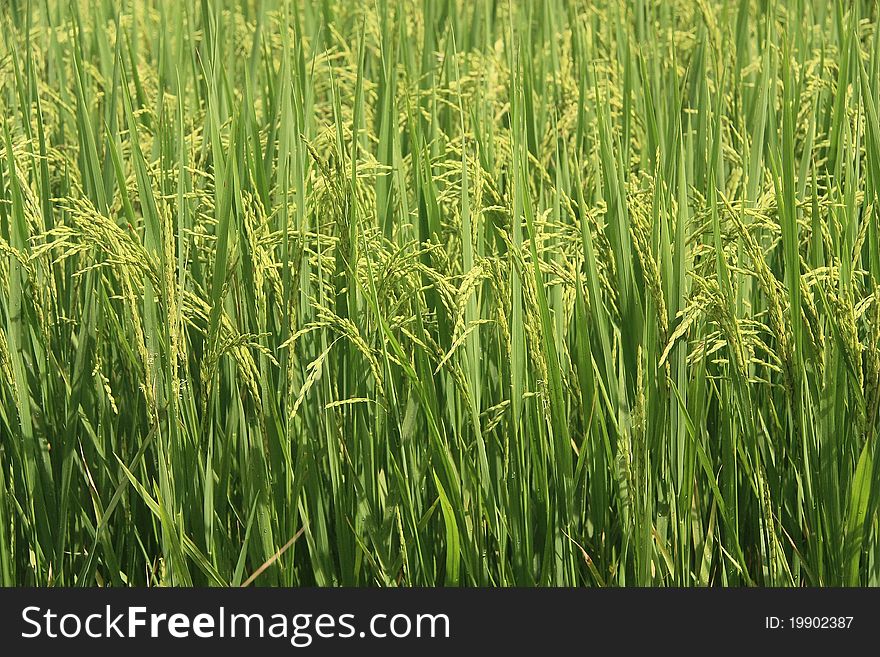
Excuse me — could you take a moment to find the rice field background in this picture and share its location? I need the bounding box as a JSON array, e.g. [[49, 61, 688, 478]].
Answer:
[[1, 0, 879, 587]]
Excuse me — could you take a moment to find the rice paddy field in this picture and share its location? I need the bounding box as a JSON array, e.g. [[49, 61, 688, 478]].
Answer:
[[1, 0, 880, 587]]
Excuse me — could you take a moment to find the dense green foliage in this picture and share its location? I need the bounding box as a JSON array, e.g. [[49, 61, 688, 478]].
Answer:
[[1, 0, 879, 586]]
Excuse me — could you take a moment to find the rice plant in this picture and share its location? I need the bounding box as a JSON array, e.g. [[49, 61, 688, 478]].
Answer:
[[1, 0, 879, 586]]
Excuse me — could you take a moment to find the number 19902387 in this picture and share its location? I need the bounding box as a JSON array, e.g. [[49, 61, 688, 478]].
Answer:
[[789, 617, 853, 629]]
